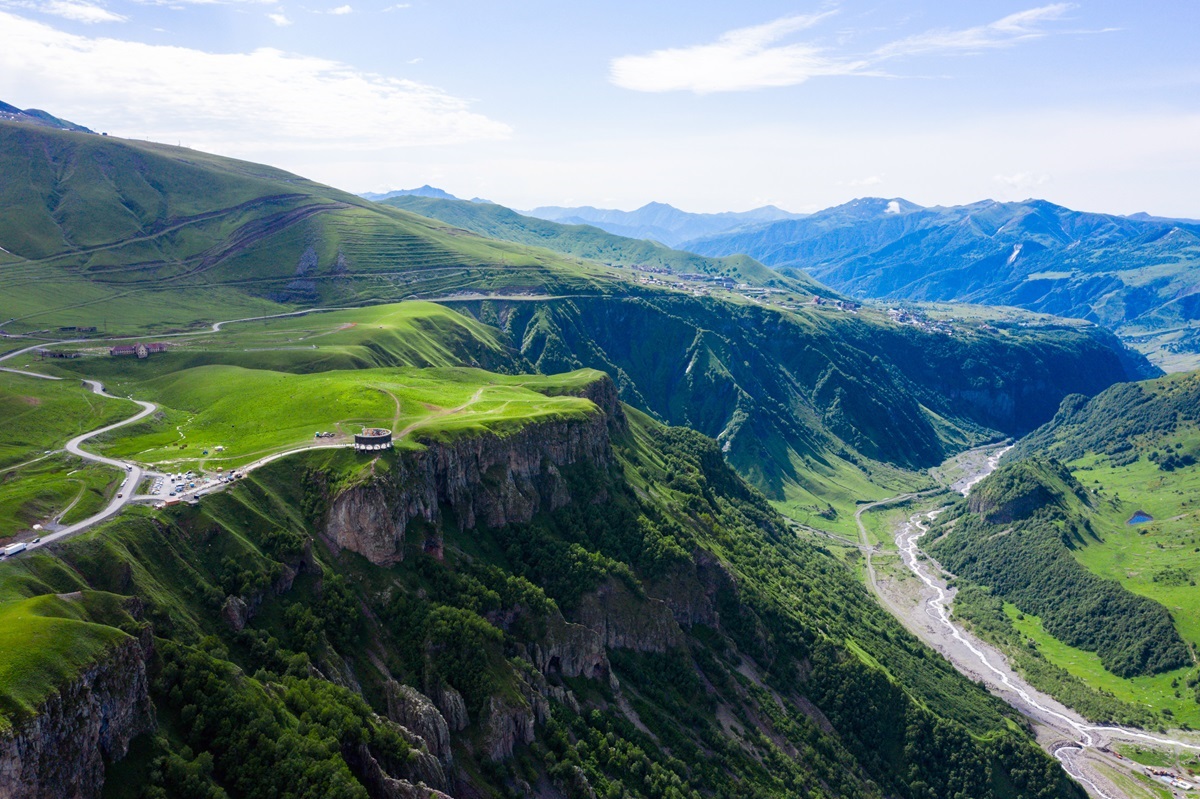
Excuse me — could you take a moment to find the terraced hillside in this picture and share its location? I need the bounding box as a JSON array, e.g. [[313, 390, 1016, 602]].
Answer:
[[0, 121, 625, 333]]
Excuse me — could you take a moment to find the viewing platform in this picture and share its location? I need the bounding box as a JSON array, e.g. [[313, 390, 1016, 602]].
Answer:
[[354, 427, 393, 452]]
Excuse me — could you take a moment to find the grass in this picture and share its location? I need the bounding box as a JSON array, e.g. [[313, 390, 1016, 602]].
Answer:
[[1068, 451, 1200, 647], [0, 122, 632, 336], [0, 370, 136, 469], [41, 301, 522, 379], [0, 589, 132, 730], [0, 371, 134, 537], [1093, 762, 1172, 799], [0, 454, 121, 539], [81, 364, 604, 471], [1005, 603, 1200, 728]]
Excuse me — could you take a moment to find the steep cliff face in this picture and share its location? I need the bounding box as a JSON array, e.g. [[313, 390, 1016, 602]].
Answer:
[[0, 636, 154, 799], [324, 377, 623, 566]]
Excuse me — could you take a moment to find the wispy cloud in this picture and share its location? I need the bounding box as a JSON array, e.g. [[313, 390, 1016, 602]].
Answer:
[[266, 9, 289, 25], [994, 171, 1051, 190], [848, 175, 883, 187], [610, 12, 870, 93], [381, 2, 407, 9], [0, 10, 511, 150], [875, 4, 1074, 59], [612, 5, 1081, 94], [3, 0, 126, 22], [327, 3, 350, 13]]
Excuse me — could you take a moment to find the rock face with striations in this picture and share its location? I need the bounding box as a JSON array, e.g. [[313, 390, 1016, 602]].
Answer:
[[385, 682, 453, 765], [324, 376, 624, 566], [0, 636, 154, 799]]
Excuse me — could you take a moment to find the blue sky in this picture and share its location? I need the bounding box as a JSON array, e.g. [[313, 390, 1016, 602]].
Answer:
[[2, 1, 1199, 216]]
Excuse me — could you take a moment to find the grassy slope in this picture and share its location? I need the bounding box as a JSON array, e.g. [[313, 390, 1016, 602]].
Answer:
[[0, 121, 627, 334], [84, 364, 601, 470], [952, 373, 1200, 725], [0, 558, 137, 731], [378, 195, 824, 292], [0, 401, 1080, 799], [0, 370, 135, 468], [0, 371, 133, 537]]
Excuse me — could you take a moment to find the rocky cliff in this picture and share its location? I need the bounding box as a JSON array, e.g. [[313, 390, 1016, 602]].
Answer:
[[324, 377, 624, 566], [0, 635, 154, 799]]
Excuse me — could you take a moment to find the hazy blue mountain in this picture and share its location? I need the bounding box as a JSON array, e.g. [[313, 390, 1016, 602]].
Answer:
[[682, 197, 1200, 362], [0, 100, 93, 133], [524, 200, 805, 247], [381, 194, 824, 292], [360, 184, 460, 201]]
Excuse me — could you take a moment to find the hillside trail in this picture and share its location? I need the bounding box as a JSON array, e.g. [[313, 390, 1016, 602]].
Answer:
[[855, 443, 1200, 799]]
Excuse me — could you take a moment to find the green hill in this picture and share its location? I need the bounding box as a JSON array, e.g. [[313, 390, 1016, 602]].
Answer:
[[378, 195, 824, 293], [0, 380, 1082, 798], [931, 458, 1190, 679], [0, 121, 625, 334], [936, 378, 1200, 726]]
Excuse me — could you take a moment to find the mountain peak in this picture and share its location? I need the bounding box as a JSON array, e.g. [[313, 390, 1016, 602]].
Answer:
[[0, 101, 93, 134], [360, 185, 459, 202]]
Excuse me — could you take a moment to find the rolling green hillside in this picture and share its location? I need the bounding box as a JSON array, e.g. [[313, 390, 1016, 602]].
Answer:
[[937, 381, 1200, 726], [0, 121, 625, 334], [378, 195, 824, 293], [0, 389, 1082, 798]]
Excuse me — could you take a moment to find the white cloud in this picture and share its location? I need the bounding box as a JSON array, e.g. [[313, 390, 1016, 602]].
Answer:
[[994, 172, 1051, 190], [610, 12, 870, 94], [612, 5, 1080, 94], [4, 0, 126, 22], [848, 175, 883, 187], [382, 2, 408, 9], [266, 9, 289, 25], [327, 3, 350, 13], [875, 4, 1075, 59], [884, 200, 901, 214], [0, 11, 511, 151]]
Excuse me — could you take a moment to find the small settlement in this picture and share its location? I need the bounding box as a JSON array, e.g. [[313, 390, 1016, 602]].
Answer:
[[110, 342, 169, 358]]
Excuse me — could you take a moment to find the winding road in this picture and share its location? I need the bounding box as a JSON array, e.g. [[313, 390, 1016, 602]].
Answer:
[[0, 313, 512, 551]]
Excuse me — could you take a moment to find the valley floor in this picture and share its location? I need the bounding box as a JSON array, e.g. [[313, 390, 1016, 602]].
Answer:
[[837, 445, 1200, 799]]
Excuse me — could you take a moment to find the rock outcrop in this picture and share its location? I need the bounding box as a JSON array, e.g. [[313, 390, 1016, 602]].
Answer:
[[385, 682, 453, 765], [430, 683, 468, 732], [575, 579, 685, 653], [531, 614, 609, 681], [324, 377, 623, 566], [480, 681, 549, 762], [0, 636, 154, 799]]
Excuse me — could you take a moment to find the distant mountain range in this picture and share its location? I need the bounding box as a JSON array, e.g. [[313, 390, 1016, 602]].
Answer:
[[359, 185, 493, 204], [0, 100, 93, 134], [523, 201, 805, 248], [680, 197, 1200, 367], [379, 194, 822, 293]]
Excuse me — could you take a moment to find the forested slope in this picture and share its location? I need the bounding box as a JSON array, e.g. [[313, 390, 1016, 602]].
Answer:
[[0, 381, 1082, 798]]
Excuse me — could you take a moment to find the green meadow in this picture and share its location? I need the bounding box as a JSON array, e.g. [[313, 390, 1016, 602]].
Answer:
[[85, 365, 603, 471], [0, 371, 133, 537], [0, 557, 136, 730], [1006, 603, 1200, 728], [0, 370, 136, 469]]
